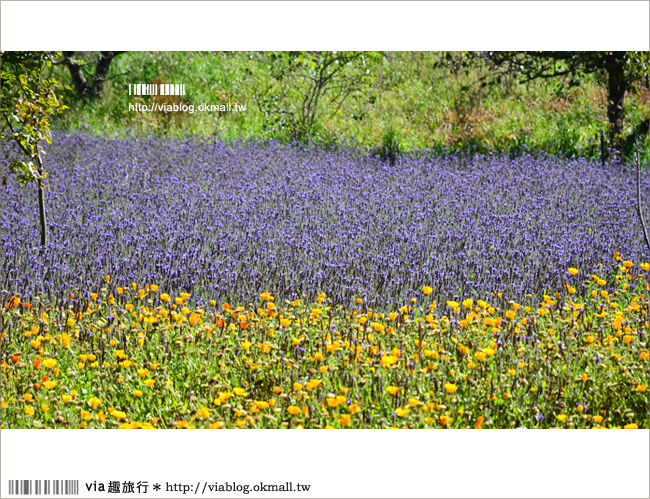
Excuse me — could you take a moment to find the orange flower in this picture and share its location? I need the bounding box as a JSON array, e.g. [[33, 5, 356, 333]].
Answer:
[[474, 416, 484, 429], [287, 406, 300, 416]]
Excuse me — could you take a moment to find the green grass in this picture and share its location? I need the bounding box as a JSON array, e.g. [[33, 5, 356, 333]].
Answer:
[[49, 52, 649, 161], [2, 258, 648, 429]]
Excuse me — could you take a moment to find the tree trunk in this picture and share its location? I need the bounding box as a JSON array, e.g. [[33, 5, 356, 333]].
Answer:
[[63, 51, 123, 100], [91, 52, 121, 97], [605, 52, 627, 153], [35, 150, 47, 246], [63, 51, 90, 99]]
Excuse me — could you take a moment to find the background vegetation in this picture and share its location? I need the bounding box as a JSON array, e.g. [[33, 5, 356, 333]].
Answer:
[[49, 51, 649, 161]]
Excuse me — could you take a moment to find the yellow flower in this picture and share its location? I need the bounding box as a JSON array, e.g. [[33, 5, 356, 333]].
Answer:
[[233, 387, 247, 397], [508, 369, 516, 376], [475, 352, 486, 362], [196, 407, 210, 419], [43, 380, 57, 390], [556, 414, 567, 422], [25, 406, 35, 416], [338, 414, 352, 426], [241, 341, 252, 350], [43, 358, 57, 369], [444, 383, 458, 394], [144, 379, 155, 388], [594, 415, 603, 424], [311, 308, 322, 317], [209, 421, 223, 429], [62, 394, 73, 403], [407, 397, 420, 407], [505, 310, 516, 320], [381, 354, 398, 367], [24, 393, 33, 402], [293, 382, 303, 392], [581, 373, 590, 382], [112, 410, 127, 420], [395, 407, 410, 417], [372, 322, 385, 333], [287, 406, 300, 416], [568, 267, 579, 276], [41, 404, 49, 412], [623, 335, 634, 345], [133, 390, 143, 398], [348, 403, 360, 414], [280, 318, 291, 327], [624, 423, 638, 429], [635, 384, 647, 392], [584, 336, 595, 344], [422, 286, 433, 296], [89, 397, 101, 409], [622, 260, 633, 268]]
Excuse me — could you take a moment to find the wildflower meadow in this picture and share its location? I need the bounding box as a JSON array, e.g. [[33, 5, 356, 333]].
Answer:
[[1, 133, 648, 429]]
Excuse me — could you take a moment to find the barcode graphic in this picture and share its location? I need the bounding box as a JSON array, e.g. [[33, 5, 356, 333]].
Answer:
[[8, 480, 79, 496], [129, 83, 185, 96]]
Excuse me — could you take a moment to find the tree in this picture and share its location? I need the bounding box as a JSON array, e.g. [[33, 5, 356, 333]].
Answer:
[[1, 51, 67, 246], [248, 51, 379, 141], [59, 51, 125, 100], [455, 51, 649, 155]]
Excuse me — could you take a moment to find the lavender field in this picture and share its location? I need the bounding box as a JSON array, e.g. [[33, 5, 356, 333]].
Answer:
[[2, 132, 647, 307], [1, 132, 648, 429]]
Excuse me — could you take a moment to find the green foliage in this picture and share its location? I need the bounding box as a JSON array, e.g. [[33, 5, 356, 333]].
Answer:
[[450, 51, 650, 152], [48, 52, 649, 162], [247, 51, 380, 141], [1, 51, 67, 184]]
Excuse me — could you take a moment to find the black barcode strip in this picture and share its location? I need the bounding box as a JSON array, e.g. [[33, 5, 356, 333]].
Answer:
[[8, 480, 78, 496], [128, 83, 185, 96]]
